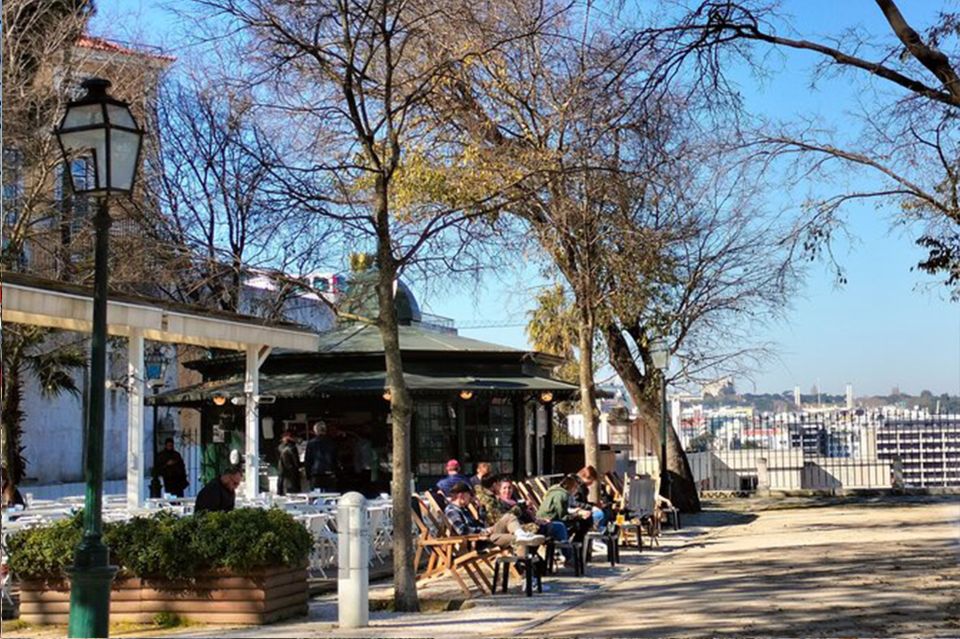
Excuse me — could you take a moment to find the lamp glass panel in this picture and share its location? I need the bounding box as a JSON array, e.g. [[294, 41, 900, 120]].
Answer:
[[649, 338, 669, 371], [106, 103, 136, 128], [62, 103, 104, 128], [145, 359, 164, 381], [109, 128, 141, 191], [57, 126, 106, 191]]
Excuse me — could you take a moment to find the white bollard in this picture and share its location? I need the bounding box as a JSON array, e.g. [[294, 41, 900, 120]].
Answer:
[[338, 491, 369, 628]]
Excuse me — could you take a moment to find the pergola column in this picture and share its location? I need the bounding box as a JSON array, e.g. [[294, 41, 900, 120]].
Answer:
[[244, 345, 259, 500], [126, 329, 145, 509], [243, 345, 272, 499]]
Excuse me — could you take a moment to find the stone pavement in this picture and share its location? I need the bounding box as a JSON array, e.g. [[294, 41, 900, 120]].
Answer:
[[162, 509, 754, 638], [168, 498, 959, 639], [10, 498, 955, 638]]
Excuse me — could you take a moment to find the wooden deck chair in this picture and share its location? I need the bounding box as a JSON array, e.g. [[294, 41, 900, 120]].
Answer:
[[411, 495, 492, 596], [604, 471, 624, 504], [433, 496, 518, 592], [532, 476, 551, 500], [631, 476, 661, 547], [515, 480, 540, 510]]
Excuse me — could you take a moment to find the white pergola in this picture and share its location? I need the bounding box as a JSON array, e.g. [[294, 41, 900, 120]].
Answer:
[[2, 275, 320, 507]]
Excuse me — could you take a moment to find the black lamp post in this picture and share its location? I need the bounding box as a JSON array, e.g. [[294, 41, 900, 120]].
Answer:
[[649, 336, 671, 503], [55, 77, 143, 639], [145, 344, 169, 498]]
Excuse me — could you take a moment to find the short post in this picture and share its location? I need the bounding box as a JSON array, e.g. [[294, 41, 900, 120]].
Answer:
[[891, 455, 904, 490], [338, 492, 369, 628], [756, 457, 770, 494]]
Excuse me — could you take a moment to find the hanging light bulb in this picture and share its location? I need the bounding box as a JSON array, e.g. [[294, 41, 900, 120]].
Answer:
[[540, 391, 554, 403], [382, 389, 392, 401], [212, 393, 228, 406], [459, 390, 474, 400]]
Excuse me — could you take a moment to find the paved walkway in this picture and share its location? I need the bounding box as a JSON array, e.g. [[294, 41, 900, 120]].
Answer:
[[9, 498, 957, 638], [218, 498, 959, 639], [528, 498, 960, 638]]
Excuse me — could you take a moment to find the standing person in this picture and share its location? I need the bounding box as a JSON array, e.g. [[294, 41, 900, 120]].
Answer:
[[436, 459, 471, 495], [353, 427, 374, 495], [154, 438, 189, 497], [470, 462, 493, 487], [305, 421, 336, 491], [194, 465, 243, 513], [333, 425, 356, 492], [1, 467, 25, 510], [277, 430, 302, 495]]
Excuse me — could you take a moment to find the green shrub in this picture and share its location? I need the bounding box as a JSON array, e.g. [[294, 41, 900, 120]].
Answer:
[[5, 513, 83, 581], [6, 508, 312, 582], [152, 612, 182, 628]]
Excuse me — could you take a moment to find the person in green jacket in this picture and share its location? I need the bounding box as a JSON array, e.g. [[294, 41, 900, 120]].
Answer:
[[537, 475, 590, 561], [537, 474, 593, 546]]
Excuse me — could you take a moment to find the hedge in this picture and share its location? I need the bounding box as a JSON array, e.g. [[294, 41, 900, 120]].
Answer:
[[6, 508, 313, 582]]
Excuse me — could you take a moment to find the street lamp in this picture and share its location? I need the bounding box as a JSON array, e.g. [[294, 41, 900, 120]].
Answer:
[[649, 336, 671, 503], [55, 77, 143, 639], [145, 345, 170, 499]]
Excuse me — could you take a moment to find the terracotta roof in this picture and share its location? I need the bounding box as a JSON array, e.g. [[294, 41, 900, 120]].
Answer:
[[76, 35, 176, 62]]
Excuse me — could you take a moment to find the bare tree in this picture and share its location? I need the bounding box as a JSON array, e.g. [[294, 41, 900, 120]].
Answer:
[[1, 0, 96, 490], [436, 5, 655, 493], [188, 0, 543, 610], [637, 0, 960, 297], [600, 148, 795, 512], [134, 75, 337, 314], [440, 2, 797, 511]]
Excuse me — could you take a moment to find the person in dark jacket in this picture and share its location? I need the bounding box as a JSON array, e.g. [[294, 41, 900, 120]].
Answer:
[[195, 466, 243, 513], [470, 462, 493, 487], [154, 438, 189, 497], [435, 459, 471, 495], [304, 421, 336, 491], [276, 430, 302, 495], [575, 465, 611, 530]]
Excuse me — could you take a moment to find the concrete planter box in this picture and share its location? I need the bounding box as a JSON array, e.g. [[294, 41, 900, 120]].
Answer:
[[18, 565, 308, 625]]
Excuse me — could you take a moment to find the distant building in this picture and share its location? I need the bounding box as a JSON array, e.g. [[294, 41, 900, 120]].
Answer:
[[875, 414, 960, 487]]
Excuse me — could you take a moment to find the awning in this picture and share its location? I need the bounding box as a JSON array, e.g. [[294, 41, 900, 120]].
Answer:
[[1, 272, 319, 351], [147, 370, 578, 406]]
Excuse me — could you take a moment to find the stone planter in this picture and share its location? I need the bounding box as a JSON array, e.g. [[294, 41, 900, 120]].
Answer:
[[18, 565, 307, 625]]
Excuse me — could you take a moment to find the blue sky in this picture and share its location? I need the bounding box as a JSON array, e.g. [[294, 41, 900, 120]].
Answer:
[[91, 0, 960, 397]]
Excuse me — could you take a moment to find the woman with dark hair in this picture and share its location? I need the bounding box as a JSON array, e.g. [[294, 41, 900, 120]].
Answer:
[[575, 465, 612, 530], [1, 467, 25, 510]]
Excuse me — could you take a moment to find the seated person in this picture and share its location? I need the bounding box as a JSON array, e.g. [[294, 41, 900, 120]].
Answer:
[[195, 465, 243, 513], [497, 478, 568, 544], [470, 462, 493, 487], [436, 459, 472, 495], [537, 474, 593, 544], [443, 482, 544, 549], [575, 465, 612, 530]]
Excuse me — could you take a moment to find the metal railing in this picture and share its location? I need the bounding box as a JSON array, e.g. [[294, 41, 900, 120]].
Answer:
[[660, 410, 960, 492]]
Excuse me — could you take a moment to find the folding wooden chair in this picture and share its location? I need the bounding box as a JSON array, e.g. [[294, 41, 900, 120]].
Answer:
[[411, 495, 494, 596]]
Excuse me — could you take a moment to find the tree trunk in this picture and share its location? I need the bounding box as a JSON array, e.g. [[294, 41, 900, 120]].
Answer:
[[578, 316, 599, 502], [1, 335, 26, 489], [374, 178, 419, 613], [603, 323, 701, 513]]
